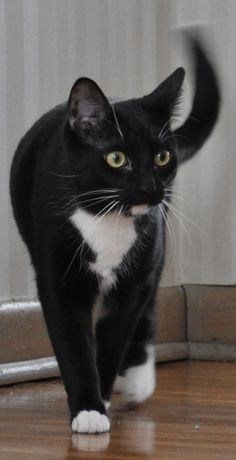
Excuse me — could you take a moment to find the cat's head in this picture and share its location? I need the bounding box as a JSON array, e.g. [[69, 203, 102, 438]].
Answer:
[[65, 35, 220, 218]]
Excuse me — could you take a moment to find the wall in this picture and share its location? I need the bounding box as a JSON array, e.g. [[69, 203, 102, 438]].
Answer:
[[0, 0, 235, 302]]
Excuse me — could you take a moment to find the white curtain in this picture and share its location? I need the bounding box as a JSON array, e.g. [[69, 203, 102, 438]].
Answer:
[[0, 0, 235, 301]]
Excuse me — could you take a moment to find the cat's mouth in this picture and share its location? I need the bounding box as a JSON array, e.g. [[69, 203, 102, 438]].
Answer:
[[122, 192, 163, 217], [123, 204, 150, 217], [130, 204, 149, 216]]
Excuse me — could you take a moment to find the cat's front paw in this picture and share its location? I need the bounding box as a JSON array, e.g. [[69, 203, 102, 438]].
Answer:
[[71, 410, 110, 434]]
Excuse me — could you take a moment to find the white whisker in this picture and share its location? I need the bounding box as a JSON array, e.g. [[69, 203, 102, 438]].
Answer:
[[165, 191, 184, 203], [162, 199, 195, 252], [81, 201, 120, 274], [165, 185, 193, 192], [75, 189, 121, 199], [62, 199, 119, 282], [109, 103, 124, 139], [61, 243, 83, 283], [159, 119, 171, 141], [159, 116, 180, 141], [189, 115, 200, 124], [161, 133, 189, 143], [47, 171, 82, 178], [63, 190, 120, 210], [165, 187, 199, 208], [78, 194, 120, 207], [93, 201, 119, 227], [160, 203, 175, 260], [112, 204, 123, 252], [163, 199, 207, 236]]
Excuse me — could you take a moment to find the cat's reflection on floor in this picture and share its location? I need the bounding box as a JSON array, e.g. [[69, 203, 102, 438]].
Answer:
[[71, 432, 110, 452], [68, 417, 156, 455]]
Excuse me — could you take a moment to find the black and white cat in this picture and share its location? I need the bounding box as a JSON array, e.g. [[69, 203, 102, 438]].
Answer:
[[10, 34, 220, 433]]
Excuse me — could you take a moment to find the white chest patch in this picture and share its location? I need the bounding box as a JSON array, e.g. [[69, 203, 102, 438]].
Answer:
[[70, 207, 137, 287]]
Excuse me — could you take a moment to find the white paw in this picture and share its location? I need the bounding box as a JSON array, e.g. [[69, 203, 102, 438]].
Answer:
[[72, 410, 110, 434], [122, 345, 156, 404]]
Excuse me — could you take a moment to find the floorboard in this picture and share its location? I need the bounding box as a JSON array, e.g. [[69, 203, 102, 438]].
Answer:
[[0, 361, 236, 459]]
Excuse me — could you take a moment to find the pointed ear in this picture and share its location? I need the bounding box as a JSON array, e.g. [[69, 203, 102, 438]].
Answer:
[[68, 77, 113, 133], [173, 34, 221, 163], [140, 67, 185, 117]]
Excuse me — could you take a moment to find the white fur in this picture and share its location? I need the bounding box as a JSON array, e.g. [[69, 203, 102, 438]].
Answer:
[[92, 293, 105, 332], [122, 345, 156, 404], [72, 410, 110, 434], [131, 204, 148, 216], [70, 207, 136, 288], [104, 400, 110, 410], [113, 375, 125, 393]]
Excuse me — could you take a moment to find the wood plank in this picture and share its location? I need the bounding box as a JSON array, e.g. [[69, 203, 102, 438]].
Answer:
[[0, 362, 236, 459]]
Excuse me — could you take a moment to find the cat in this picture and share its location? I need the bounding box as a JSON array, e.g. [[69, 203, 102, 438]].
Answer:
[[10, 33, 220, 434]]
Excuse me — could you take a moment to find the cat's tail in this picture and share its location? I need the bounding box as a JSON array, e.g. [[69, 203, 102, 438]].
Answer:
[[174, 30, 221, 163]]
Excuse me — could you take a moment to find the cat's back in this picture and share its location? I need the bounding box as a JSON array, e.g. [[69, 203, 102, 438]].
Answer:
[[11, 103, 66, 176], [10, 103, 66, 247]]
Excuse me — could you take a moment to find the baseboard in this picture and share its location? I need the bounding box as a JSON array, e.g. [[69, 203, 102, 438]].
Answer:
[[156, 342, 189, 362], [0, 285, 236, 385], [0, 357, 59, 385], [189, 342, 236, 361], [0, 343, 189, 386]]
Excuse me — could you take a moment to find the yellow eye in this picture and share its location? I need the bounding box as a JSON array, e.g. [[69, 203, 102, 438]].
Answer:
[[154, 150, 171, 167], [105, 151, 127, 168]]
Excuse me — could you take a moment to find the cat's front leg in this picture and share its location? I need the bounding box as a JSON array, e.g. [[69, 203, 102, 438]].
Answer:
[[37, 271, 110, 434]]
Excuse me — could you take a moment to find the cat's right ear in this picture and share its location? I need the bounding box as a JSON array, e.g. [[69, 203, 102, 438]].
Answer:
[[67, 77, 113, 134]]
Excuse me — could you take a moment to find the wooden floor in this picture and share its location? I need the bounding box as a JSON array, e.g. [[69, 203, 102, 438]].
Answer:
[[0, 361, 236, 460]]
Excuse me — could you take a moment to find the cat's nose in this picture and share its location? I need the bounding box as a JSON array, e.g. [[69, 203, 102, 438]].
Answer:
[[136, 174, 157, 194], [137, 187, 155, 197], [135, 176, 160, 205], [138, 185, 155, 193], [136, 189, 160, 206]]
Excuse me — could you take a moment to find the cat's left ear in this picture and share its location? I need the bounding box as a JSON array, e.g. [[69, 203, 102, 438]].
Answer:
[[68, 77, 113, 134]]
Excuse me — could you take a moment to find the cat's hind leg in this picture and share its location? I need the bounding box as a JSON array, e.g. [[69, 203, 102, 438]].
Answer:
[[96, 287, 157, 407], [117, 343, 156, 404], [96, 285, 152, 409], [115, 299, 156, 405]]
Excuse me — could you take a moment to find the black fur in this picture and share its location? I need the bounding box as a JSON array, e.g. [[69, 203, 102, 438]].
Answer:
[[10, 34, 220, 428]]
